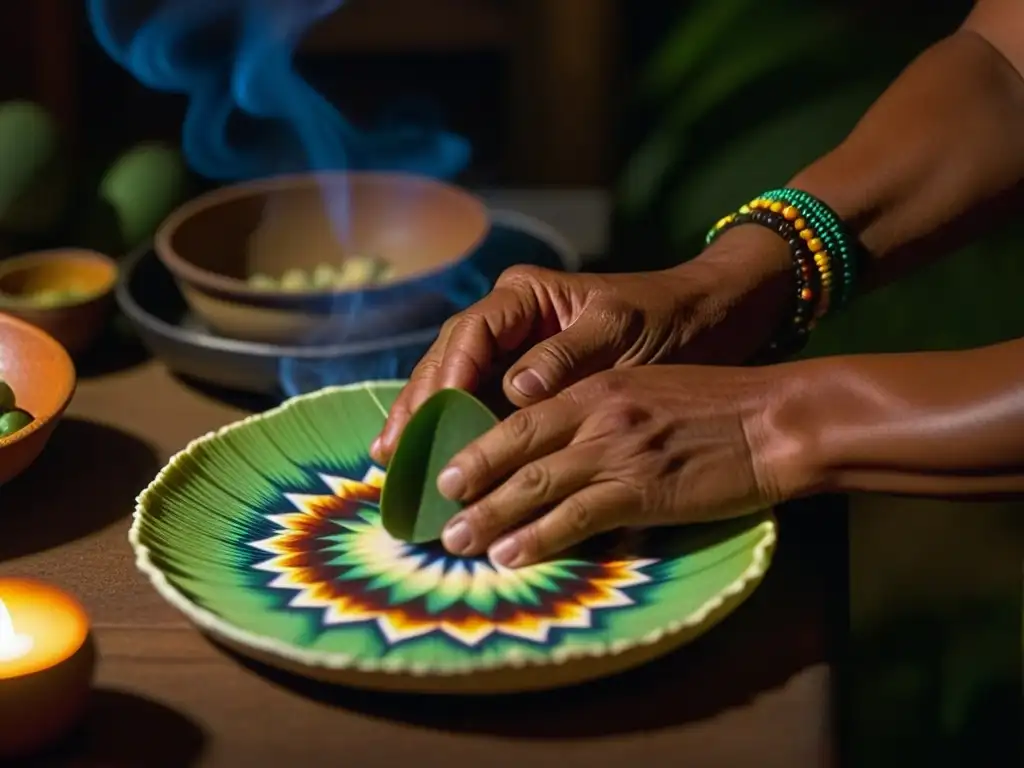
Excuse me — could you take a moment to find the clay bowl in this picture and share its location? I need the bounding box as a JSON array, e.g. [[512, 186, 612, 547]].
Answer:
[[154, 172, 491, 346], [0, 250, 118, 357], [0, 313, 76, 485]]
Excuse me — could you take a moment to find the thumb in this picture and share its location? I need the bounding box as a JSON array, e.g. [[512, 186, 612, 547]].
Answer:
[[502, 311, 622, 406]]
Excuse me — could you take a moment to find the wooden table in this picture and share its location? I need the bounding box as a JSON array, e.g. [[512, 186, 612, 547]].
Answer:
[[0, 356, 841, 767]]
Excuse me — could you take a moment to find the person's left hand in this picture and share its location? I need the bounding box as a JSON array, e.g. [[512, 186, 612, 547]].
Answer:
[[435, 364, 813, 568]]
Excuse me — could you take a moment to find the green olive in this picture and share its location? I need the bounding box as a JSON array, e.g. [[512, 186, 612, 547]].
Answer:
[[0, 379, 14, 411], [0, 408, 33, 438]]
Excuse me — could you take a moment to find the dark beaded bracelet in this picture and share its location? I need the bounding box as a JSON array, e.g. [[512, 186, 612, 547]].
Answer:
[[760, 188, 864, 308], [707, 209, 819, 361]]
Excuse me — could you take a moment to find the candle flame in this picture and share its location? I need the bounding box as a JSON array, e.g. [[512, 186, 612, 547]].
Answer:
[[0, 597, 33, 661]]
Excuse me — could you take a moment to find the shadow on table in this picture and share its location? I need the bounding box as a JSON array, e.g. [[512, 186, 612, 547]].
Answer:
[[223, 504, 840, 740], [27, 688, 207, 768], [0, 418, 159, 561], [173, 374, 280, 414], [75, 315, 152, 380]]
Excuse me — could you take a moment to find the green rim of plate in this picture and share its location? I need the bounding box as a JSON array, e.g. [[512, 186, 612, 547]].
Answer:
[[131, 380, 777, 679]]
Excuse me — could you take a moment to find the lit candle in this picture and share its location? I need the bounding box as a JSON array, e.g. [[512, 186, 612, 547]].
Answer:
[[0, 578, 95, 760]]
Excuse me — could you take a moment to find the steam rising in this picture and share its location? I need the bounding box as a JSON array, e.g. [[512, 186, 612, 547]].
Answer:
[[86, 0, 480, 397], [86, 0, 470, 234]]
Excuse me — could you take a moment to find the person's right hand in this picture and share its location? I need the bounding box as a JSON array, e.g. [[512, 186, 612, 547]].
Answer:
[[370, 225, 793, 465]]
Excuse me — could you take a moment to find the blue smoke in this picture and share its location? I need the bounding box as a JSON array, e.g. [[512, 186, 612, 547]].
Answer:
[[86, 0, 471, 235]]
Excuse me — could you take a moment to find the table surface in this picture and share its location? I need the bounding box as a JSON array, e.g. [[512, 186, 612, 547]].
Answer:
[[0, 350, 842, 768]]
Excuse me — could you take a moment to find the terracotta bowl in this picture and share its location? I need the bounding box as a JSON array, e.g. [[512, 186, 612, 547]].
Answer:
[[0, 313, 76, 485], [154, 172, 491, 345], [0, 249, 118, 357]]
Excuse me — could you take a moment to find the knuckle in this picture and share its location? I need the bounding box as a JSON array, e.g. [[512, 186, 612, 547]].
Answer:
[[593, 403, 647, 436], [439, 313, 462, 336], [450, 312, 483, 338], [466, 498, 501, 534], [411, 356, 443, 380], [496, 264, 545, 288], [513, 462, 550, 498], [504, 408, 538, 443], [533, 341, 576, 375], [459, 442, 494, 483], [588, 295, 641, 332], [586, 294, 627, 319], [562, 497, 592, 535]]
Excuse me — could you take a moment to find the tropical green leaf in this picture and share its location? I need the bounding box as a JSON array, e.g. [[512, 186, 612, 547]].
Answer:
[[663, 79, 885, 247], [638, 0, 758, 101], [380, 389, 498, 544], [622, 6, 848, 218], [618, 129, 688, 215], [657, 7, 844, 134]]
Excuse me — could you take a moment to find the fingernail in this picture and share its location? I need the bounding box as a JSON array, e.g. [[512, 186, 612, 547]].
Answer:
[[488, 536, 522, 568], [510, 369, 547, 399], [442, 519, 472, 553], [437, 467, 466, 500], [370, 437, 382, 457]]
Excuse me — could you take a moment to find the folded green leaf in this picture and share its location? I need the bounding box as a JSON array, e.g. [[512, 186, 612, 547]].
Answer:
[[380, 389, 499, 544]]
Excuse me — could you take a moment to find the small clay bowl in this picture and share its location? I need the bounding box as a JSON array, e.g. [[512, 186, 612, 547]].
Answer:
[[154, 172, 491, 346], [0, 250, 118, 357], [0, 312, 76, 485]]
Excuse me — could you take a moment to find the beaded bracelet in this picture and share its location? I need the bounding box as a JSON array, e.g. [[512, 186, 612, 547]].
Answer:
[[758, 188, 861, 308], [707, 208, 820, 360], [708, 188, 860, 323]]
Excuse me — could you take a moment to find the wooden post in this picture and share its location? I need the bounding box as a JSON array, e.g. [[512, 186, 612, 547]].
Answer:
[[509, 0, 617, 186]]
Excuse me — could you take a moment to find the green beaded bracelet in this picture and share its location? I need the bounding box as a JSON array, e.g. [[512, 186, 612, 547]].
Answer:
[[760, 188, 862, 308]]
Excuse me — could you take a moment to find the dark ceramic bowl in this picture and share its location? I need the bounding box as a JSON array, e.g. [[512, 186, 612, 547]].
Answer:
[[154, 172, 491, 346], [118, 211, 578, 398]]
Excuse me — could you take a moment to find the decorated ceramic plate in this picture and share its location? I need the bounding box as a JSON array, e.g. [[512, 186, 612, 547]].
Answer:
[[131, 381, 778, 694]]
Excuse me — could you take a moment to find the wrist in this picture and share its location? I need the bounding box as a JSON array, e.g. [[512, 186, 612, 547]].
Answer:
[[748, 358, 839, 502], [663, 225, 795, 363], [672, 222, 793, 288]]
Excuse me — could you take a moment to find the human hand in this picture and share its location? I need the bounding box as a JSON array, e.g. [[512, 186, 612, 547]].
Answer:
[[432, 364, 815, 568], [370, 226, 794, 464]]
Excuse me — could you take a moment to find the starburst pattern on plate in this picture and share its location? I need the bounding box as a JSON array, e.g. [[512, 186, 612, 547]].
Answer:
[[250, 467, 660, 648]]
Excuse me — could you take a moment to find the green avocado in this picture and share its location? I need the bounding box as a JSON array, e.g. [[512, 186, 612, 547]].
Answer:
[[97, 142, 189, 252], [0, 101, 67, 234]]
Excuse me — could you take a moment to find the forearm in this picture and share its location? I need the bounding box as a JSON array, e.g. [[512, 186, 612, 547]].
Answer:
[[773, 337, 1024, 500], [789, 7, 1024, 289], [690, 2, 1024, 294], [663, 2, 1024, 362]]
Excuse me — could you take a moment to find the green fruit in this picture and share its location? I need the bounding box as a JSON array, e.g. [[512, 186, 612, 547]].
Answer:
[[0, 101, 66, 234], [0, 408, 33, 438], [0, 379, 15, 411], [98, 142, 188, 252]]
